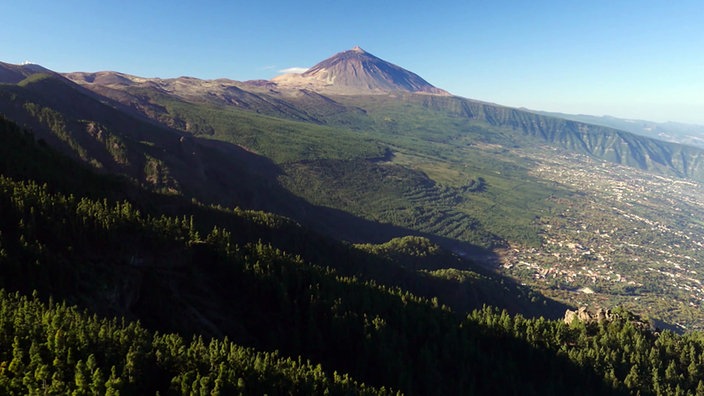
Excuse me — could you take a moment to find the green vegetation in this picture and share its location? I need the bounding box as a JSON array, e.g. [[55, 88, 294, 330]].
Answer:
[[11, 70, 702, 329], [91, 84, 559, 249], [4, 110, 704, 394], [16, 72, 55, 87], [356, 236, 442, 259], [0, 163, 570, 393], [134, 91, 386, 164], [22, 102, 89, 161], [6, 60, 704, 394], [0, 290, 390, 395]]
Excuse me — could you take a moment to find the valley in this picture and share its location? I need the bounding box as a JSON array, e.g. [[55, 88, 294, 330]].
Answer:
[[49, 50, 704, 329], [3, 46, 704, 394]]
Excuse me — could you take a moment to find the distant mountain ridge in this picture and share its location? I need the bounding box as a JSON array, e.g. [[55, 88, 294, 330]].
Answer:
[[531, 109, 704, 149], [385, 94, 704, 180]]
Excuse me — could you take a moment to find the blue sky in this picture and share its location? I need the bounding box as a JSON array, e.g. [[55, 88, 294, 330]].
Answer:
[[2, 1, 703, 124]]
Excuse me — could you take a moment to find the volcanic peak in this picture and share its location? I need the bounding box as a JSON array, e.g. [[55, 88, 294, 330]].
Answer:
[[272, 47, 449, 96]]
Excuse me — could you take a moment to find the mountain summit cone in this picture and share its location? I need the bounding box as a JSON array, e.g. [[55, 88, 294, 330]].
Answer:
[[272, 47, 449, 95]]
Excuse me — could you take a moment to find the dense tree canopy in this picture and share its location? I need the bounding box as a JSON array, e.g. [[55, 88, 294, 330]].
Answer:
[[2, 115, 704, 395]]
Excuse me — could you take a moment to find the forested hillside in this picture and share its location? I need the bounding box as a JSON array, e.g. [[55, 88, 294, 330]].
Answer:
[[4, 111, 704, 394], [7, 63, 704, 332]]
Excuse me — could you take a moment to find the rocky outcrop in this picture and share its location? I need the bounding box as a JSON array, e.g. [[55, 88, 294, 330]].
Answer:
[[564, 306, 655, 332], [564, 307, 615, 325]]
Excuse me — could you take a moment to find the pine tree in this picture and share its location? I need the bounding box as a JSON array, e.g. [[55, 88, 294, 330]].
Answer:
[[624, 364, 642, 391], [696, 380, 704, 396], [104, 366, 122, 396], [72, 360, 90, 396]]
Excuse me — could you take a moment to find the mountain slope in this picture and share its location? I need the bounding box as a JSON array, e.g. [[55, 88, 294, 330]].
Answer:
[[55, 54, 704, 252], [533, 110, 704, 149], [6, 54, 704, 394], [7, 51, 704, 329], [0, 61, 54, 83], [6, 110, 704, 395], [0, 114, 626, 395], [64, 59, 704, 184], [406, 94, 704, 179], [0, 70, 365, 224], [272, 46, 449, 95]]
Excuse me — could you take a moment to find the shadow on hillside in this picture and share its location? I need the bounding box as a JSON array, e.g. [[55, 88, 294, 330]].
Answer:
[[0, 86, 570, 320], [0, 92, 632, 395], [188, 137, 572, 320]]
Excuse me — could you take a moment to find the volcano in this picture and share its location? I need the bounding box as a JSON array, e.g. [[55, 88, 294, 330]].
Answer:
[[272, 46, 449, 95]]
